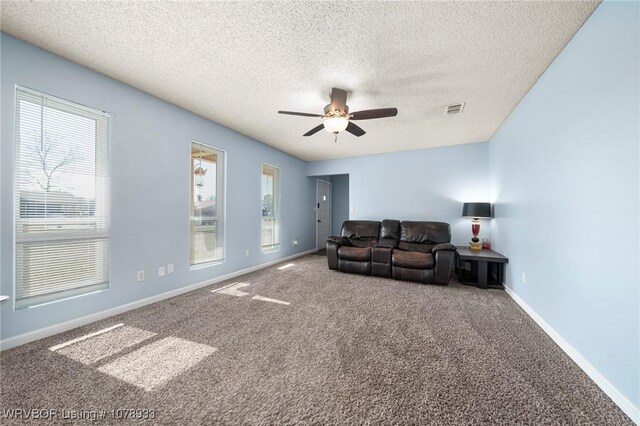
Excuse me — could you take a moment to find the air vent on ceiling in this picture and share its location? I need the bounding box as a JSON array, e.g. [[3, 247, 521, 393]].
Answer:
[[445, 103, 465, 115]]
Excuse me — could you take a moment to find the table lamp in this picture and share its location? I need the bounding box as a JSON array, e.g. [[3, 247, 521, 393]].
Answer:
[[462, 202, 492, 251]]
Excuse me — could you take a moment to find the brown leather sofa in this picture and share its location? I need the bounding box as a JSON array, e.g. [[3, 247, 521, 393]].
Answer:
[[326, 220, 457, 285]]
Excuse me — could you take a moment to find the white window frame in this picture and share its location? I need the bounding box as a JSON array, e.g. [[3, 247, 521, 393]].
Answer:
[[261, 163, 280, 253], [189, 141, 226, 268], [13, 85, 111, 309]]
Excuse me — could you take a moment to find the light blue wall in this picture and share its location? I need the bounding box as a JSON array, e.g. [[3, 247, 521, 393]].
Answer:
[[488, 1, 639, 409], [308, 143, 490, 245], [330, 174, 349, 236], [0, 34, 316, 340]]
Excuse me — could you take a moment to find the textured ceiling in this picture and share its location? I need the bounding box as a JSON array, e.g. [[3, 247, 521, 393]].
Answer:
[[1, 1, 599, 161]]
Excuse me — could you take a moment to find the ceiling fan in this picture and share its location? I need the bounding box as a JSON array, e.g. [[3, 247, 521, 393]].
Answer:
[[278, 88, 398, 141]]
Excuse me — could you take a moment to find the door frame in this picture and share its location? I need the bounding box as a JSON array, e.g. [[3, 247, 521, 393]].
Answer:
[[315, 179, 332, 250]]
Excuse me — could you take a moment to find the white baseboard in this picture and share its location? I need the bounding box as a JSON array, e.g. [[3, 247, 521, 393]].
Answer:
[[0, 248, 317, 351], [503, 285, 639, 425]]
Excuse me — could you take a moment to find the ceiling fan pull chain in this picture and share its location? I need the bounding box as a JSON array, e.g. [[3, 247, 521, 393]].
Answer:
[[334, 133, 338, 144]]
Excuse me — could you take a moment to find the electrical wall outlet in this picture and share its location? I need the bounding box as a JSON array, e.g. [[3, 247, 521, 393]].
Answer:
[[293, 240, 298, 246], [137, 270, 145, 282], [521, 272, 526, 284], [158, 266, 166, 277], [167, 263, 174, 274], [246, 249, 250, 257]]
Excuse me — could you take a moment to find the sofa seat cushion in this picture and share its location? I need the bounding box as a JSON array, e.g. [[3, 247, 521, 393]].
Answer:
[[338, 246, 371, 262], [392, 250, 434, 269]]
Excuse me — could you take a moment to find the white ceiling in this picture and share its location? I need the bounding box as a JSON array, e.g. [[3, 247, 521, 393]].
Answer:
[[1, 1, 599, 161]]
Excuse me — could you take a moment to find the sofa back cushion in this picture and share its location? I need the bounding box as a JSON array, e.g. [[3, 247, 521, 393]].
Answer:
[[379, 219, 400, 246], [341, 220, 380, 248], [398, 221, 451, 253]]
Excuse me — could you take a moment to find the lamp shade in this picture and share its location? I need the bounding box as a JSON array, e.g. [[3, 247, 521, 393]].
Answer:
[[462, 202, 492, 218]]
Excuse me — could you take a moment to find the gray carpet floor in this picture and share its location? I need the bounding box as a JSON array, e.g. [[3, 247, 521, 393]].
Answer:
[[0, 255, 632, 425]]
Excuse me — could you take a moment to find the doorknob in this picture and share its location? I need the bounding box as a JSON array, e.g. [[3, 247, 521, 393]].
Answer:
[[317, 220, 322, 223]]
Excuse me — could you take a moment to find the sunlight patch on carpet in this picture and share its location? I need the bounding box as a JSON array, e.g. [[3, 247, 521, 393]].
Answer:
[[50, 323, 124, 352], [252, 295, 290, 305], [215, 282, 251, 297], [51, 325, 156, 365], [277, 263, 295, 270], [97, 337, 217, 391]]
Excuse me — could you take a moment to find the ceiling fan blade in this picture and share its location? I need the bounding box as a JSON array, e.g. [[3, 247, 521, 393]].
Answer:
[[350, 107, 398, 120], [345, 121, 366, 137], [303, 123, 325, 136], [329, 88, 348, 112], [278, 110, 324, 118]]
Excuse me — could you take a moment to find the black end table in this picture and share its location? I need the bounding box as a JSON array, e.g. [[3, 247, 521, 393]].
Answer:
[[455, 246, 509, 289]]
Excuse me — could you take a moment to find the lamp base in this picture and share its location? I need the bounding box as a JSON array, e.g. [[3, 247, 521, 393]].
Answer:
[[469, 241, 483, 251]]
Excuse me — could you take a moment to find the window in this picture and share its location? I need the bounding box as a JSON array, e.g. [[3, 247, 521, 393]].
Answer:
[[14, 86, 110, 309], [261, 163, 280, 251], [190, 142, 225, 266]]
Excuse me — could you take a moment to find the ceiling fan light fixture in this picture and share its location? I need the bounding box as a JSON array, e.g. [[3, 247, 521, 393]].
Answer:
[[278, 87, 397, 138], [323, 116, 349, 133]]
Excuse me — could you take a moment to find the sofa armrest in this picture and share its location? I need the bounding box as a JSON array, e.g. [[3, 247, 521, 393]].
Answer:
[[326, 241, 340, 270], [374, 242, 396, 249], [372, 245, 393, 263], [434, 250, 455, 285], [432, 243, 456, 252], [327, 236, 352, 246], [372, 245, 393, 277]]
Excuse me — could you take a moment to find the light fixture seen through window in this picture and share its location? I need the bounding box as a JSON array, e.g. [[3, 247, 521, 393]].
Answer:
[[193, 158, 207, 188]]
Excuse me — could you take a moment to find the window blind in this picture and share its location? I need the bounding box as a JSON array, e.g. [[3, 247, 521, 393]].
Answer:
[[15, 86, 110, 309]]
